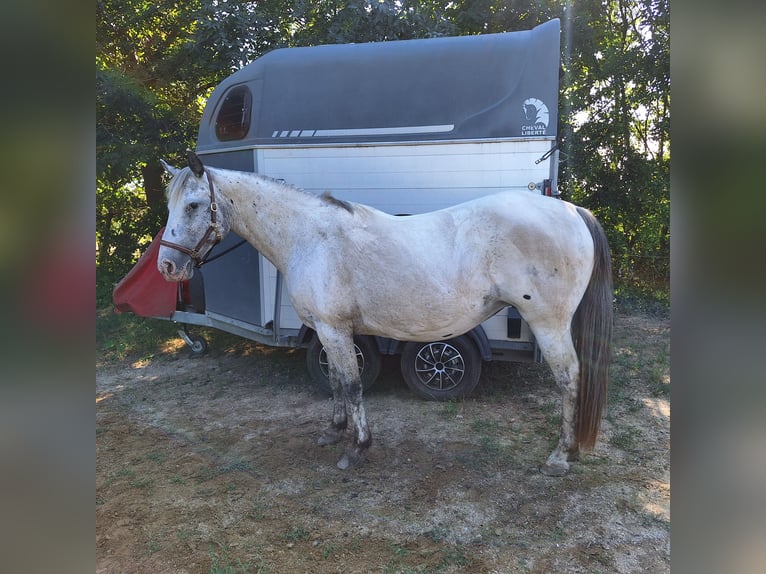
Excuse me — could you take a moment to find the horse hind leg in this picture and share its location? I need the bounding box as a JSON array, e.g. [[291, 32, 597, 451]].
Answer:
[[534, 328, 581, 476]]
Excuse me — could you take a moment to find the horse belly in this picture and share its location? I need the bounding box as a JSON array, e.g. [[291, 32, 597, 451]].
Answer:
[[344, 230, 499, 340], [351, 283, 499, 342]]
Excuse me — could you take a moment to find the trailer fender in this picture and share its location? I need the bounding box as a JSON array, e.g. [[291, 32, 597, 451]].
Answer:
[[466, 325, 493, 362], [297, 324, 313, 347]]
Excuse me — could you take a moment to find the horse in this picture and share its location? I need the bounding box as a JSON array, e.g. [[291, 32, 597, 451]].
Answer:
[[158, 151, 612, 476]]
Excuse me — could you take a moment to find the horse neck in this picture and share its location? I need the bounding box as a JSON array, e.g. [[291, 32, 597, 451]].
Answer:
[[211, 168, 317, 271]]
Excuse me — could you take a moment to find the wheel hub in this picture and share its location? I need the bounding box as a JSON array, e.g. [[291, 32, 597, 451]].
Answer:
[[415, 343, 465, 390]]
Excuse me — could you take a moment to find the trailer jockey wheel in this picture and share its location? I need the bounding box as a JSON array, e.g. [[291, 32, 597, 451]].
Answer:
[[188, 335, 208, 355], [400, 335, 482, 400], [306, 335, 381, 396], [178, 328, 208, 356]]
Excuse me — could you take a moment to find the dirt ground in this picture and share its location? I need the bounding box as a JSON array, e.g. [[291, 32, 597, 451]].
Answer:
[[96, 312, 669, 573]]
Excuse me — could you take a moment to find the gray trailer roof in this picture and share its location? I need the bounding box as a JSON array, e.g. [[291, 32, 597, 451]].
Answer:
[[197, 19, 560, 150]]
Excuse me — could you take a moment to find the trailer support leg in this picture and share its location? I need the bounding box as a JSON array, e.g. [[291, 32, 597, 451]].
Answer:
[[178, 326, 195, 349]]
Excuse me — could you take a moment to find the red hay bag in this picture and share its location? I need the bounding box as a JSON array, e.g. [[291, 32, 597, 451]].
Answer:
[[112, 228, 178, 318]]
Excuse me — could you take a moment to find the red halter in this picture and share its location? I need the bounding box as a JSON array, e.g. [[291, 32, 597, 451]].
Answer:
[[159, 170, 222, 267]]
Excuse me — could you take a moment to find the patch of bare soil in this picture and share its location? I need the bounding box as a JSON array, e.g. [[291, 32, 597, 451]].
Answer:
[[97, 312, 669, 573]]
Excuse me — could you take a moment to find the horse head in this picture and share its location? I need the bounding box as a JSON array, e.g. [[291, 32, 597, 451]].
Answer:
[[157, 151, 230, 281], [522, 98, 549, 127], [523, 103, 538, 123]]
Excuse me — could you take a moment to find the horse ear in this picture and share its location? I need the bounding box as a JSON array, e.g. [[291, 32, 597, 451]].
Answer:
[[160, 159, 180, 177], [186, 150, 205, 178]]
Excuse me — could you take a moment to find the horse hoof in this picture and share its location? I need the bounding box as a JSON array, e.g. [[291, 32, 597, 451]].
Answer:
[[318, 428, 344, 446], [336, 450, 363, 470], [540, 462, 569, 477]]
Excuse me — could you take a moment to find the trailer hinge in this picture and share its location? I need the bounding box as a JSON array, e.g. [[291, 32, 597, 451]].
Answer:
[[527, 179, 560, 197], [542, 178, 559, 197]]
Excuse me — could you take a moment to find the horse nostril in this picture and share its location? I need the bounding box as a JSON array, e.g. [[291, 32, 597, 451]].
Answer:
[[163, 260, 175, 275]]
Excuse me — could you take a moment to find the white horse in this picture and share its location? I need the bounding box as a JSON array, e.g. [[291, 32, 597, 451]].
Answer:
[[158, 151, 612, 476]]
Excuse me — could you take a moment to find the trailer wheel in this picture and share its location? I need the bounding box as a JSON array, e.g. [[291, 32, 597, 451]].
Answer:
[[306, 335, 382, 395], [187, 335, 208, 356], [400, 336, 482, 400]]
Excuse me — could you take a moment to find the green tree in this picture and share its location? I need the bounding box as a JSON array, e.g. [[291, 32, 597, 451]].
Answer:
[[560, 0, 669, 294], [97, 0, 200, 281]]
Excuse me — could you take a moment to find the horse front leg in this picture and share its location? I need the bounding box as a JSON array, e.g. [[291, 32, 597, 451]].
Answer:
[[535, 329, 581, 476], [337, 374, 372, 470], [315, 326, 372, 469], [317, 360, 347, 446]]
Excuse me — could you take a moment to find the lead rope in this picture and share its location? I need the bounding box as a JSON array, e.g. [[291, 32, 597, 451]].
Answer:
[[202, 238, 246, 264]]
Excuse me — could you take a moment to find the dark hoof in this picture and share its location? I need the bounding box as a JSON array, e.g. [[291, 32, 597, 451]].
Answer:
[[318, 428, 344, 446]]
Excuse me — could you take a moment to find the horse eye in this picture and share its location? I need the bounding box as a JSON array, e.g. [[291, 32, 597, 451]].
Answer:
[[188, 202, 199, 211]]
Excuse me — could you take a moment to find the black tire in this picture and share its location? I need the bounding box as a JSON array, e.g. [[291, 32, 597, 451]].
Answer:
[[188, 335, 208, 356], [306, 335, 382, 395], [400, 335, 482, 400]]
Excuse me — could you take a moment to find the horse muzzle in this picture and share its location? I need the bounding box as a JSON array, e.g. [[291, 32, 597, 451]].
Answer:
[[157, 222, 222, 280], [158, 249, 194, 282]]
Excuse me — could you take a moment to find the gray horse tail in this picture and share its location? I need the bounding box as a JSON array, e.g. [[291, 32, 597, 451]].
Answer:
[[573, 207, 613, 449]]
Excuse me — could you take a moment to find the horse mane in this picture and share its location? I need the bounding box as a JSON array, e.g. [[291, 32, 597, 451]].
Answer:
[[249, 175, 355, 214], [166, 165, 355, 216], [319, 191, 354, 214]]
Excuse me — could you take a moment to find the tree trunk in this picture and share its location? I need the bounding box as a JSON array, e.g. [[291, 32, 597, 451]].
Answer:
[[142, 162, 165, 208]]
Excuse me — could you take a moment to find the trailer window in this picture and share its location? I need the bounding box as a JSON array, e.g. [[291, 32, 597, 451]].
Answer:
[[215, 85, 252, 141]]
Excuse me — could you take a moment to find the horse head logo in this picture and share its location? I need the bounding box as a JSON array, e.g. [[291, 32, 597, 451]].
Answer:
[[523, 98, 550, 128]]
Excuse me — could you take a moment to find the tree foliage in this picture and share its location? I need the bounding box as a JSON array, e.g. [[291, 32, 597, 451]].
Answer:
[[560, 0, 669, 294], [97, 0, 669, 298]]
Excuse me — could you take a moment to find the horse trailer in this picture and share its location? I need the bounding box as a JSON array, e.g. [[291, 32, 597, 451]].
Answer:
[[114, 19, 563, 399]]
